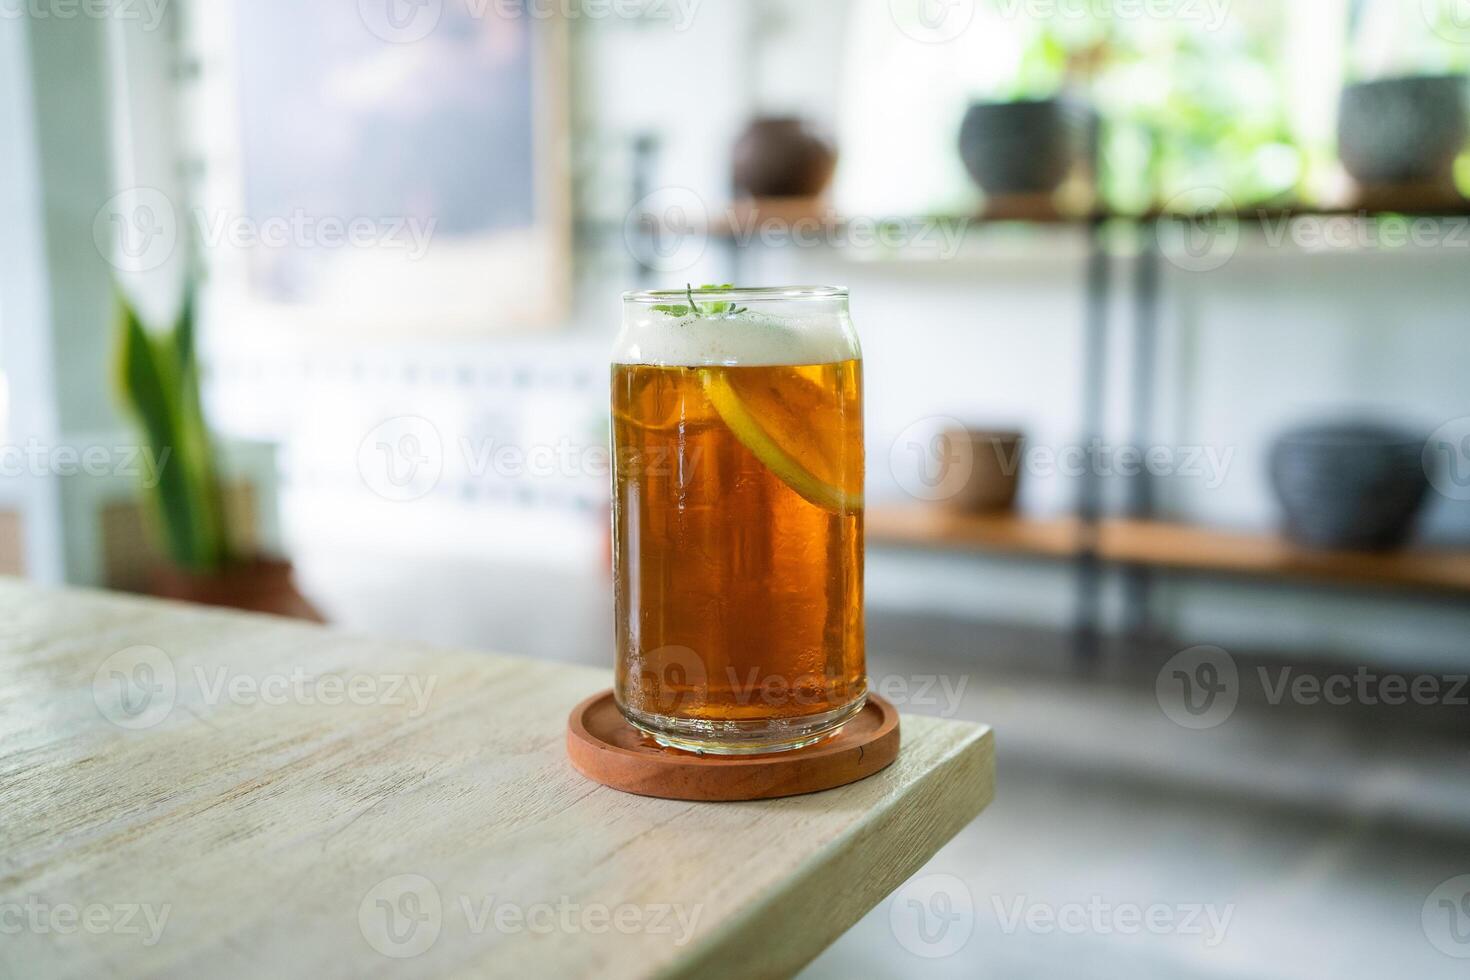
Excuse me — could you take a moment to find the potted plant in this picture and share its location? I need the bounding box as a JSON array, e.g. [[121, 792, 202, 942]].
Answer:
[[114, 282, 319, 619], [957, 25, 1097, 200]]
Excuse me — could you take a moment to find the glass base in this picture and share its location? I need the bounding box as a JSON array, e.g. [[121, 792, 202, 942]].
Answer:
[[619, 695, 868, 756]]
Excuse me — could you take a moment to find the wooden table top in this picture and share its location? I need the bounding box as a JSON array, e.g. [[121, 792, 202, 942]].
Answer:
[[0, 582, 994, 979]]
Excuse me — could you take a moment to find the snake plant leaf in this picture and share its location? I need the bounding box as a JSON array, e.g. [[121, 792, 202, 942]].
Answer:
[[116, 291, 193, 566], [114, 285, 231, 572], [171, 284, 230, 568]]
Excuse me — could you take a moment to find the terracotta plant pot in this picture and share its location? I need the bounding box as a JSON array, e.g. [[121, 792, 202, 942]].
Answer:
[[1337, 75, 1469, 188], [731, 116, 837, 198], [943, 428, 1025, 513], [145, 558, 323, 621]]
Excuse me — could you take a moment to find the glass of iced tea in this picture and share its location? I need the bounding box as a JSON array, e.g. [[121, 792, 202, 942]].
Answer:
[[611, 286, 865, 754]]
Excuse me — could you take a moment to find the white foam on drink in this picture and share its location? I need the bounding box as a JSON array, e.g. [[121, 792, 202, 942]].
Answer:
[[613, 310, 860, 367]]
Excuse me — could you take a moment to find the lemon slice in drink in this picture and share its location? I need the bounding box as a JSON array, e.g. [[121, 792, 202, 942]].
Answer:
[[699, 367, 862, 514]]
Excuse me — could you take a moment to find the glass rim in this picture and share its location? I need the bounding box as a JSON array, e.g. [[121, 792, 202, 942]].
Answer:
[[622, 285, 848, 304]]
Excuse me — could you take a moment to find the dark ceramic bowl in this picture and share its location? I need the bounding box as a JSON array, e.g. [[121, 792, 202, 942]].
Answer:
[[1338, 75, 1469, 186], [958, 98, 1094, 197], [1268, 422, 1430, 551]]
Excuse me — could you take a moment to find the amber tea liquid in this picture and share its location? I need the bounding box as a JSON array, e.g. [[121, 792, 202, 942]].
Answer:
[[612, 347, 865, 754]]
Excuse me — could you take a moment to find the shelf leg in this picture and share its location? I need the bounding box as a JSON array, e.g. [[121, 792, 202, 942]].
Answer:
[[1123, 221, 1161, 638], [1074, 218, 1110, 664]]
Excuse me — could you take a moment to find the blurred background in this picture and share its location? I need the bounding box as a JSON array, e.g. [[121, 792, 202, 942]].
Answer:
[[4, 0, 1470, 976]]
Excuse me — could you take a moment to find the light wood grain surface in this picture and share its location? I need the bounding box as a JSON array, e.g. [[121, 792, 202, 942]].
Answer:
[[0, 581, 994, 979]]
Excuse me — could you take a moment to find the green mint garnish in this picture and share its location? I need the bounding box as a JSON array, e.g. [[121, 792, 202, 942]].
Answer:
[[651, 284, 747, 319]]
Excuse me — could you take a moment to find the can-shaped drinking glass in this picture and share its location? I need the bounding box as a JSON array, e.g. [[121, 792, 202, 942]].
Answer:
[[611, 286, 865, 754]]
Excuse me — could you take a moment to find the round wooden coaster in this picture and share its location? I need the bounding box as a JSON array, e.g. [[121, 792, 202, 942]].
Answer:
[[566, 691, 900, 802]]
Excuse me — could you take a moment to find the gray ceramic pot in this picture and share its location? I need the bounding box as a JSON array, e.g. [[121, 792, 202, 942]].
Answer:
[[1337, 75, 1469, 186], [958, 98, 1094, 197], [1268, 422, 1430, 551]]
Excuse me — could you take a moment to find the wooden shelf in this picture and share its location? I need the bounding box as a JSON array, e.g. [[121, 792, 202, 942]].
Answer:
[[685, 192, 1470, 241], [867, 506, 1470, 596], [868, 507, 1085, 558]]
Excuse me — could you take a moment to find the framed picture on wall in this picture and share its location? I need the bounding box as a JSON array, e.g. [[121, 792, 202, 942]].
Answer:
[[188, 0, 570, 337]]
